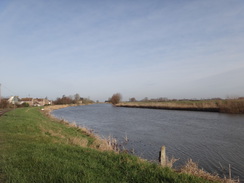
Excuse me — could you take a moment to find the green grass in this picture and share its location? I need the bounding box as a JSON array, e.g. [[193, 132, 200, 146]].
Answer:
[[0, 107, 217, 183]]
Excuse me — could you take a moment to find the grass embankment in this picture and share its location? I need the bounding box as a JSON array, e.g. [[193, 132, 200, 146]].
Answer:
[[0, 107, 220, 183], [116, 99, 244, 114]]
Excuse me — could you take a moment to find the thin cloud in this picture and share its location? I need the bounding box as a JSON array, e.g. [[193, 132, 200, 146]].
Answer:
[[0, 0, 244, 100]]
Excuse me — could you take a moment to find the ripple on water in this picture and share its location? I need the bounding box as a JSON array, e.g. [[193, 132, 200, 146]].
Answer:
[[52, 104, 244, 180]]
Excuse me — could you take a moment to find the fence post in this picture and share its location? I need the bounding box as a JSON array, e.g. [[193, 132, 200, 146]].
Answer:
[[159, 146, 166, 166], [229, 164, 231, 180]]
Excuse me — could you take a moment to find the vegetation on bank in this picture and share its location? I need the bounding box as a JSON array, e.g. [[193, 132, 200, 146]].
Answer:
[[116, 98, 244, 114], [107, 93, 122, 105], [53, 94, 95, 105], [0, 107, 222, 183]]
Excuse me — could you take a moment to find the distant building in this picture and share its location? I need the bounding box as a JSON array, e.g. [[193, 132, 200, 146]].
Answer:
[[20, 98, 52, 106], [21, 98, 34, 106], [8, 96, 21, 105], [7, 97, 52, 107]]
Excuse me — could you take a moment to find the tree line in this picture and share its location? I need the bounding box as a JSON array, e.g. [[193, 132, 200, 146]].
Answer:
[[53, 94, 94, 105]]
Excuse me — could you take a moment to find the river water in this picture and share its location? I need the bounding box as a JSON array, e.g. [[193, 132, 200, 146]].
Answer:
[[52, 104, 244, 181]]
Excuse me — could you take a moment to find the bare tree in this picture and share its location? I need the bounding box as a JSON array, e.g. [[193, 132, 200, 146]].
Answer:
[[110, 93, 122, 105], [74, 93, 80, 104], [129, 97, 136, 102], [141, 97, 148, 102]]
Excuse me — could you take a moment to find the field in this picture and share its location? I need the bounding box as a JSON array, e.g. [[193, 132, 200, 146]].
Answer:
[[0, 107, 225, 182]]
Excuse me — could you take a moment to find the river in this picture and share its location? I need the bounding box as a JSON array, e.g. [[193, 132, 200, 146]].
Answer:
[[52, 104, 244, 181]]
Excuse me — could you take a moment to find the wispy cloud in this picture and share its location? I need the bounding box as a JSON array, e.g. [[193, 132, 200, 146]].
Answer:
[[1, 0, 244, 100]]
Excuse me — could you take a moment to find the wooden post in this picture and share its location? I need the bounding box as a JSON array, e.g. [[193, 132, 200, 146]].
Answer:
[[229, 164, 231, 180], [159, 146, 166, 166]]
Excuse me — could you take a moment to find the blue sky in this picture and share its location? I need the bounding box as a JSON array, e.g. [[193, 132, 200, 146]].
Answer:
[[1, 0, 244, 101]]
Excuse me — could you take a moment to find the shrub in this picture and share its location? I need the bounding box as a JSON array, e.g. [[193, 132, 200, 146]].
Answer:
[[110, 93, 122, 105]]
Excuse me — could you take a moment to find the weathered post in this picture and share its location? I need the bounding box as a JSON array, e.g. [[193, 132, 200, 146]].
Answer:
[[159, 146, 166, 167], [229, 164, 232, 180]]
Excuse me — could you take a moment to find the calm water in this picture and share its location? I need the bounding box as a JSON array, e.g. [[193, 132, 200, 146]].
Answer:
[[52, 104, 244, 180]]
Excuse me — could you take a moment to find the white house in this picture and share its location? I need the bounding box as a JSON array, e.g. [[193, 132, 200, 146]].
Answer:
[[8, 96, 21, 105]]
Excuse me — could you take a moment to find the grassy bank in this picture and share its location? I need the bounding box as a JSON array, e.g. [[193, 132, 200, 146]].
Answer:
[[0, 107, 222, 183], [116, 99, 244, 114]]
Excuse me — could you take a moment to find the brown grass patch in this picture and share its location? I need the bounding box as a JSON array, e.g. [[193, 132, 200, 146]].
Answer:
[[40, 124, 89, 147], [117, 99, 244, 114], [89, 135, 118, 152], [39, 125, 65, 139], [116, 101, 219, 112], [68, 137, 88, 147], [180, 159, 239, 183], [42, 106, 119, 152], [219, 99, 244, 114], [165, 156, 179, 168]]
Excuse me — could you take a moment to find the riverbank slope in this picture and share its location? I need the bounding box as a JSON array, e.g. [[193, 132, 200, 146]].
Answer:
[[0, 107, 223, 182]]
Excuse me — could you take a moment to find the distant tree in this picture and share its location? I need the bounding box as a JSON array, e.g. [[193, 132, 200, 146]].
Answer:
[[107, 97, 111, 103], [0, 99, 9, 109], [82, 98, 94, 104], [74, 93, 80, 104], [129, 97, 136, 102], [110, 93, 122, 105], [54, 95, 74, 105], [21, 102, 29, 107], [141, 97, 148, 102]]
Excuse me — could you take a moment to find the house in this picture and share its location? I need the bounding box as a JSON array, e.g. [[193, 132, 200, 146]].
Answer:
[[8, 96, 21, 105], [33, 98, 52, 106], [21, 98, 34, 106], [45, 99, 52, 105], [20, 98, 52, 106]]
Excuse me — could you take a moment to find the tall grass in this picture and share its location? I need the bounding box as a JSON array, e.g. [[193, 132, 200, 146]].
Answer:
[[0, 107, 219, 183], [117, 99, 244, 114], [219, 99, 244, 114]]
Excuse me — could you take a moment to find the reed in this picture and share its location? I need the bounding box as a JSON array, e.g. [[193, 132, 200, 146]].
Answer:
[[219, 99, 244, 114], [117, 99, 244, 114], [180, 159, 239, 183]]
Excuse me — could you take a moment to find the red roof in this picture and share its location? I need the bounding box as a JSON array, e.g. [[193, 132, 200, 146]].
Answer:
[[21, 98, 33, 101]]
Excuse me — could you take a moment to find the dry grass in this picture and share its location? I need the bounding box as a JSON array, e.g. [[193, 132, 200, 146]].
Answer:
[[117, 101, 219, 111], [117, 99, 244, 114], [43, 105, 119, 152], [68, 137, 88, 147], [106, 135, 120, 151], [40, 127, 65, 139], [43, 104, 79, 115], [219, 99, 244, 114], [64, 122, 118, 152], [180, 159, 221, 182], [165, 156, 179, 168], [180, 159, 239, 183], [90, 136, 113, 151]]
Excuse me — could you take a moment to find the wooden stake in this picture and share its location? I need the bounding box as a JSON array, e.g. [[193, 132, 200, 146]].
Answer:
[[229, 164, 231, 180], [159, 146, 166, 166]]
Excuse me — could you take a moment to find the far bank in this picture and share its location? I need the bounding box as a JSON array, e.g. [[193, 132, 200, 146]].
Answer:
[[116, 99, 244, 114]]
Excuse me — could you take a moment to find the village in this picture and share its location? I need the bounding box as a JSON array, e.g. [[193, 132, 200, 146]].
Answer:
[[2, 96, 52, 107]]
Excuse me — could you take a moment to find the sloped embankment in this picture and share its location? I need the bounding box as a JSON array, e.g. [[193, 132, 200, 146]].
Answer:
[[0, 107, 220, 183]]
